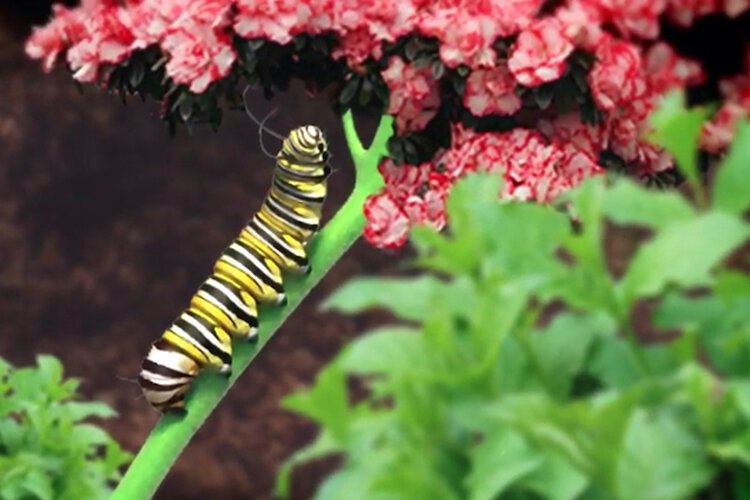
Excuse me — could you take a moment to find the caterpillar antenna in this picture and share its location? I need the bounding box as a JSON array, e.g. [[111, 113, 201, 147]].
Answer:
[[242, 85, 284, 160]]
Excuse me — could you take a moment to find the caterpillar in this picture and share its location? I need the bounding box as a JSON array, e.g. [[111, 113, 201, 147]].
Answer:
[[138, 125, 331, 414]]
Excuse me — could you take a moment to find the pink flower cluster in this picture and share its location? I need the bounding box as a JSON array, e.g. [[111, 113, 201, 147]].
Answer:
[[26, 0, 750, 249], [364, 16, 715, 248], [701, 46, 750, 152], [26, 0, 235, 93], [364, 123, 603, 248], [381, 56, 440, 134]]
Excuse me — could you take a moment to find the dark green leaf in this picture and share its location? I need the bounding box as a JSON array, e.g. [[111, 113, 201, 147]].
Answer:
[[431, 60, 445, 80], [732, 466, 750, 500], [534, 85, 554, 110], [371, 79, 389, 106], [339, 77, 361, 106], [246, 39, 265, 51], [358, 77, 373, 107], [178, 98, 193, 122], [128, 61, 145, 88]]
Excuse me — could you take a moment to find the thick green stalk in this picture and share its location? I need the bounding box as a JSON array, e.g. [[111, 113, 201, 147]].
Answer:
[[111, 111, 393, 500]]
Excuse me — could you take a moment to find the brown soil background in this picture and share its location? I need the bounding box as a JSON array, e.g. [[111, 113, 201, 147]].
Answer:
[[0, 13, 406, 499]]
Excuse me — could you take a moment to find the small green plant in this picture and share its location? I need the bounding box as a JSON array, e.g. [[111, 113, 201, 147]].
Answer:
[[0, 355, 131, 500], [277, 93, 750, 500]]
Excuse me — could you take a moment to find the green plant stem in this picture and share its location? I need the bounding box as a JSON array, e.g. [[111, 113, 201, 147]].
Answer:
[[111, 111, 393, 500]]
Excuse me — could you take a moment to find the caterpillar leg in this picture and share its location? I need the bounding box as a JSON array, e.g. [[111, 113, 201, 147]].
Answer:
[[214, 240, 286, 306], [240, 218, 310, 275], [191, 276, 259, 342], [161, 309, 233, 374], [139, 339, 199, 414]]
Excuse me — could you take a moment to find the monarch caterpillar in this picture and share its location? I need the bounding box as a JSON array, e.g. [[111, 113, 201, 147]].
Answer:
[[138, 125, 331, 414]]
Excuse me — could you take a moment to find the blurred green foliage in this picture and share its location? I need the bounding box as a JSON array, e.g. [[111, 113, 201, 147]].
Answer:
[[277, 92, 750, 500], [0, 355, 131, 500]]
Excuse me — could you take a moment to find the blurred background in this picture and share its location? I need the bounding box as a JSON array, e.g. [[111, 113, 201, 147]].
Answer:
[[0, 3, 406, 498]]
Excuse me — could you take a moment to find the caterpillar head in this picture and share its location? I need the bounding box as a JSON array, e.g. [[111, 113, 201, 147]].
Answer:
[[285, 125, 330, 165]]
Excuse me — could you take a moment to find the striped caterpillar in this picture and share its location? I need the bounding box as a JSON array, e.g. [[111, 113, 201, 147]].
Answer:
[[138, 125, 331, 414]]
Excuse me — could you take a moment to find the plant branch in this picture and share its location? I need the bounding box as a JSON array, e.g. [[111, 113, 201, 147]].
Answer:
[[111, 111, 393, 500]]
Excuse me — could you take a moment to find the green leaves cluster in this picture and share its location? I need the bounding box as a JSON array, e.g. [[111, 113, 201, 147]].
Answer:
[[0, 355, 131, 500], [276, 93, 750, 499]]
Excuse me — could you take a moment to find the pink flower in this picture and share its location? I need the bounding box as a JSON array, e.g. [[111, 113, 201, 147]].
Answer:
[[559, 145, 605, 184], [66, 5, 135, 82], [538, 113, 606, 158], [363, 193, 411, 248], [127, 0, 182, 49], [588, 36, 646, 112], [235, 0, 313, 45], [440, 123, 500, 178], [724, 0, 750, 16], [334, 0, 417, 42], [181, 0, 232, 27], [665, 0, 719, 26], [463, 64, 522, 117], [644, 42, 705, 93], [445, 125, 591, 202], [718, 73, 750, 103], [381, 56, 440, 134], [606, 111, 673, 173], [162, 21, 236, 93], [417, 1, 536, 69], [423, 173, 450, 229], [508, 18, 574, 87], [492, 0, 545, 34], [379, 158, 432, 203], [554, 0, 605, 51], [25, 5, 86, 72], [495, 129, 571, 201], [700, 66, 750, 152], [598, 0, 667, 39], [375, 157, 449, 235], [366, 121, 608, 248], [127, 0, 230, 51], [700, 102, 748, 153], [331, 27, 383, 68], [423, 190, 448, 227], [403, 195, 428, 225]]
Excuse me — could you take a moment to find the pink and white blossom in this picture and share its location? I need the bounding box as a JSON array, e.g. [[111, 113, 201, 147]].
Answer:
[[162, 21, 236, 93], [463, 65, 522, 117], [508, 18, 574, 87], [363, 192, 411, 248], [381, 56, 440, 133]]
